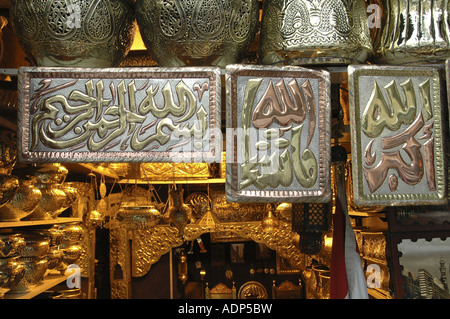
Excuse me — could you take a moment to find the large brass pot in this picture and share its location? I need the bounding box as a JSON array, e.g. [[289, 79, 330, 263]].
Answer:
[[20, 234, 50, 259], [258, 0, 372, 65], [0, 175, 19, 209], [374, 0, 450, 64], [0, 257, 26, 292], [8, 257, 48, 294], [135, 0, 259, 67], [0, 233, 25, 258], [10, 0, 136, 67], [25, 164, 68, 221], [0, 178, 42, 222]]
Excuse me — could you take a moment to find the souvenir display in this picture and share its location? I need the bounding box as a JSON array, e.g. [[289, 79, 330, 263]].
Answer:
[[2, 0, 450, 301]]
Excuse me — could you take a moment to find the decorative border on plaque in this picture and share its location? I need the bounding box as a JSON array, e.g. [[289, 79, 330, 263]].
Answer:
[[18, 67, 221, 163], [348, 65, 447, 206], [225, 64, 331, 203]]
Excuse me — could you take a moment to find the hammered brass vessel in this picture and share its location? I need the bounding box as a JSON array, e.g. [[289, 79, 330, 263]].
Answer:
[[0, 233, 25, 258], [8, 257, 48, 294], [116, 205, 161, 229], [258, 0, 372, 65], [374, 0, 450, 64], [10, 0, 137, 67], [135, 0, 259, 67], [20, 234, 50, 259], [0, 178, 42, 222], [25, 164, 68, 221], [0, 257, 26, 292]]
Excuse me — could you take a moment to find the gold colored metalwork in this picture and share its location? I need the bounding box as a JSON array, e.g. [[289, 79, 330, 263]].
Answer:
[[349, 65, 447, 206], [10, 0, 136, 67], [18, 67, 221, 164], [225, 64, 331, 203], [258, 0, 372, 65], [140, 163, 210, 180], [374, 0, 450, 64], [135, 0, 259, 68], [110, 201, 307, 298]]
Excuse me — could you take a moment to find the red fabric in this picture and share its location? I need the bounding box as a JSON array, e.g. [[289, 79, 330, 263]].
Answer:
[[330, 195, 349, 299]]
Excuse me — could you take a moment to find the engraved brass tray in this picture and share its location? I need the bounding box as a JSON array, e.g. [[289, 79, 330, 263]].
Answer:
[[225, 64, 331, 203], [17, 67, 221, 163], [348, 65, 447, 206]]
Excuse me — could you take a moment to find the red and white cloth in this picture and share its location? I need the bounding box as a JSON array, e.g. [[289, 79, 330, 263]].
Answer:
[[330, 194, 368, 299]]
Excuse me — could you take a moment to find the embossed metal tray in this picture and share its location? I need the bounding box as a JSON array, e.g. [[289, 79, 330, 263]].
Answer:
[[17, 67, 221, 163], [225, 64, 331, 203], [348, 65, 447, 206]]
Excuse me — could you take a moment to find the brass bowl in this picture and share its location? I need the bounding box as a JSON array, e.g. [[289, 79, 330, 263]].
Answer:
[[34, 164, 68, 185], [34, 226, 64, 247], [24, 186, 67, 221], [0, 178, 42, 222], [8, 257, 48, 294], [51, 288, 83, 299], [60, 244, 83, 265], [46, 247, 64, 270], [117, 204, 161, 229], [258, 0, 372, 65], [10, 0, 137, 67], [0, 174, 19, 208], [0, 233, 25, 258], [135, 0, 259, 67], [0, 257, 26, 291], [20, 234, 50, 259], [60, 223, 84, 243], [53, 185, 78, 218]]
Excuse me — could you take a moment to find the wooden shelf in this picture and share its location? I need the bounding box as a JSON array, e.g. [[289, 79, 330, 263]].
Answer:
[[0, 217, 82, 229], [117, 177, 225, 184], [4, 270, 76, 299]]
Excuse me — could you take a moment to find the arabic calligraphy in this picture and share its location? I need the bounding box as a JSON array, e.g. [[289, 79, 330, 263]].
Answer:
[[20, 68, 221, 163], [361, 78, 436, 193], [238, 77, 320, 191]]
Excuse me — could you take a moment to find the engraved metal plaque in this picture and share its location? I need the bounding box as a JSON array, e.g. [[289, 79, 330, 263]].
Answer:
[[18, 67, 221, 163], [348, 65, 447, 206], [225, 65, 331, 203]]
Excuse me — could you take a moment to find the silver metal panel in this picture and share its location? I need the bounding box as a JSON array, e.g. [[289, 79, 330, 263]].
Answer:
[[18, 67, 221, 163], [348, 65, 447, 206], [225, 64, 331, 203]]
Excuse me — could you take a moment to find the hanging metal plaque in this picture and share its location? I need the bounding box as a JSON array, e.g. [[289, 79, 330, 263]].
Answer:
[[17, 67, 221, 163], [348, 65, 447, 206], [225, 65, 331, 203]]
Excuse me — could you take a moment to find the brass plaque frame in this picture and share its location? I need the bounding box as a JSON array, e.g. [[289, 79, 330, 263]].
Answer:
[[348, 65, 447, 206], [18, 67, 221, 163], [225, 64, 331, 203]]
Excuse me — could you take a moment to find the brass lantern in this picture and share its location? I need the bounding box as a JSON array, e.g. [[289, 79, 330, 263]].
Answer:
[[292, 203, 330, 255]]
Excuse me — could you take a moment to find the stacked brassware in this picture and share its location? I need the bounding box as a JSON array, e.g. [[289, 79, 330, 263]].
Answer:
[[0, 232, 26, 297], [8, 233, 50, 294], [58, 223, 84, 274]]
